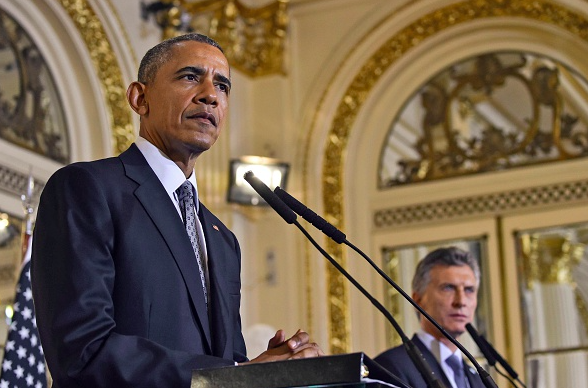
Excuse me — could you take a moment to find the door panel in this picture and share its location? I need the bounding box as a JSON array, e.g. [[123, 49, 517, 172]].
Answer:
[[502, 205, 588, 388]]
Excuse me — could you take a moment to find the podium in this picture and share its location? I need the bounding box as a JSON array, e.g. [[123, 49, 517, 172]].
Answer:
[[191, 352, 411, 388]]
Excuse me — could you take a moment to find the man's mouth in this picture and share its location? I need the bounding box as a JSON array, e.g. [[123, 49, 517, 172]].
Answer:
[[188, 112, 217, 127]]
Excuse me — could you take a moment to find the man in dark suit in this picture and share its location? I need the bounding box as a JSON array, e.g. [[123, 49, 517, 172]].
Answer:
[[31, 33, 322, 388], [374, 247, 485, 388]]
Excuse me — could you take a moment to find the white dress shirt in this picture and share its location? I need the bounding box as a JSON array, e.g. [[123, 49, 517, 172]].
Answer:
[[417, 330, 468, 388]]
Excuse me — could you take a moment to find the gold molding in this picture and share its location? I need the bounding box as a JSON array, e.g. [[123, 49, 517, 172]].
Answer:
[[56, 0, 134, 156], [374, 179, 588, 229], [154, 0, 289, 77], [313, 0, 588, 354]]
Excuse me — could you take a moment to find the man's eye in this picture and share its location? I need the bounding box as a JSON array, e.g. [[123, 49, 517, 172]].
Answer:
[[217, 83, 230, 93], [183, 74, 197, 81]]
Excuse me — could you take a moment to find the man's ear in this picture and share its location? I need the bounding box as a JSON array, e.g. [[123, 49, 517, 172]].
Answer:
[[412, 291, 421, 305], [127, 81, 148, 115]]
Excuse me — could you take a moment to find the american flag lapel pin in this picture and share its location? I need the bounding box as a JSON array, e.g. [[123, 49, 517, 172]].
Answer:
[[213, 224, 219, 231]]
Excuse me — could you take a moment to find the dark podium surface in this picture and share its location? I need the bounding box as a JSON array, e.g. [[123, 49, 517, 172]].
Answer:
[[191, 352, 410, 388]]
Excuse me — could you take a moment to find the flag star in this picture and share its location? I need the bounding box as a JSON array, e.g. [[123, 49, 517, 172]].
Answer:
[[16, 346, 27, 359], [23, 288, 33, 301], [2, 262, 46, 387], [37, 361, 45, 374], [18, 327, 30, 340], [5, 341, 14, 352], [14, 365, 24, 378], [21, 307, 32, 320], [1, 360, 12, 371]]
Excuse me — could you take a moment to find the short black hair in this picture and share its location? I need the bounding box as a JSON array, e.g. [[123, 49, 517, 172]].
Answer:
[[137, 33, 224, 84]]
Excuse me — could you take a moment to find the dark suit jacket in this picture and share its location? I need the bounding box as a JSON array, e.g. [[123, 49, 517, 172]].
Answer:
[[31, 144, 247, 388], [374, 335, 485, 388]]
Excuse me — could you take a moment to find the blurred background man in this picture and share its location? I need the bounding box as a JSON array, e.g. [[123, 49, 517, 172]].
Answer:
[[375, 247, 485, 388]]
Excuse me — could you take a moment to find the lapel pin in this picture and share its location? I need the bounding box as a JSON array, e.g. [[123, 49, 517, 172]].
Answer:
[[213, 224, 219, 231]]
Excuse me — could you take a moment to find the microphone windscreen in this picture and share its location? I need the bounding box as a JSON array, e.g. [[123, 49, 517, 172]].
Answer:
[[466, 323, 497, 366], [244, 172, 297, 224]]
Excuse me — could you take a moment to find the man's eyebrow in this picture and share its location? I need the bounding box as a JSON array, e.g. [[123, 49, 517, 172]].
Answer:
[[175, 66, 206, 76], [215, 73, 232, 90], [175, 66, 231, 89]]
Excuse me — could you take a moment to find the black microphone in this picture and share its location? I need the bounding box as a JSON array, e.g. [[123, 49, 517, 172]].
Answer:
[[482, 334, 519, 381], [243, 171, 296, 224], [274, 186, 499, 388], [273, 187, 346, 243], [466, 324, 525, 388], [465, 323, 497, 366], [466, 324, 524, 388], [245, 172, 442, 388]]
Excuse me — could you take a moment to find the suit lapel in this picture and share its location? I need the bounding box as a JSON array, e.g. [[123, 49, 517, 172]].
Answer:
[[119, 145, 212, 351], [199, 205, 232, 359], [464, 362, 483, 388]]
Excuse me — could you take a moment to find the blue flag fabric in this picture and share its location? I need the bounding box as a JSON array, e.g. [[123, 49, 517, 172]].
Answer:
[[0, 260, 47, 388]]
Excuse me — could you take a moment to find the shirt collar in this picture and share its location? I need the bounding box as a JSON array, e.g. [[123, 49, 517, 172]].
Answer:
[[416, 329, 463, 364], [135, 136, 199, 211]]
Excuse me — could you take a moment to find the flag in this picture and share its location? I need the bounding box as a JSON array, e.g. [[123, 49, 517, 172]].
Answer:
[[0, 235, 47, 388]]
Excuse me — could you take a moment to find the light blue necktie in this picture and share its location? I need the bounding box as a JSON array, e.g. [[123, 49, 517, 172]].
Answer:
[[176, 180, 208, 308], [446, 354, 467, 388]]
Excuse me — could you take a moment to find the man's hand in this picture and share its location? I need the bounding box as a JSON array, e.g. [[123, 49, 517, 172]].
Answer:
[[240, 329, 324, 364]]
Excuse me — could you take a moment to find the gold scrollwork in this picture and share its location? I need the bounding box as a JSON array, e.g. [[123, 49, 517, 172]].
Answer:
[[151, 0, 288, 77], [57, 0, 134, 156], [314, 0, 588, 354], [0, 10, 69, 163], [519, 233, 584, 288], [383, 250, 402, 348], [381, 53, 588, 187]]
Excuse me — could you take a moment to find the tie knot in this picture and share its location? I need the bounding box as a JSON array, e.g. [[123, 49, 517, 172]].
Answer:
[[176, 180, 194, 202]]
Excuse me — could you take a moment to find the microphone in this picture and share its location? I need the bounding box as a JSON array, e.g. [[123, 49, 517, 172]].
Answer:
[[245, 172, 444, 388], [273, 187, 346, 243], [243, 171, 296, 224], [465, 323, 497, 366], [466, 324, 525, 388], [274, 186, 499, 388]]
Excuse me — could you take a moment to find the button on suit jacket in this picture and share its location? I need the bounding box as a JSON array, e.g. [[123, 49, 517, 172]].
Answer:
[[31, 144, 247, 388], [374, 335, 486, 388]]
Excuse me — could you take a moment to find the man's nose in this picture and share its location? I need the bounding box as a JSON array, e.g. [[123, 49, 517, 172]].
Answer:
[[453, 290, 466, 307], [195, 81, 218, 106]]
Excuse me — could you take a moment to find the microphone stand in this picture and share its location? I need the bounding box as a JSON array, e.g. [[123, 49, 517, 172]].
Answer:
[[244, 172, 443, 388], [295, 222, 445, 388], [274, 186, 499, 388]]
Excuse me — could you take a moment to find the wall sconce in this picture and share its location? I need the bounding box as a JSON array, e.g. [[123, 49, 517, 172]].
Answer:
[[227, 156, 289, 206]]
